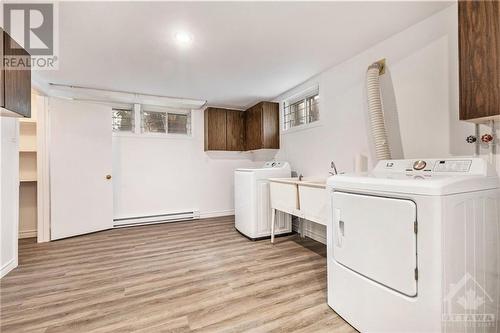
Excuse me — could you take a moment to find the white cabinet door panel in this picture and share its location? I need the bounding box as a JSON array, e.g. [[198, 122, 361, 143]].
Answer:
[[257, 181, 271, 235]]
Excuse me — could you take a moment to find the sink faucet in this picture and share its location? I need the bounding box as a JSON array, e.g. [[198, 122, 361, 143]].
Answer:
[[329, 161, 338, 176], [299, 174, 303, 181]]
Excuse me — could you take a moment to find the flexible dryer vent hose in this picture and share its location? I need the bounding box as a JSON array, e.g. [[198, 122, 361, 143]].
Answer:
[[366, 63, 391, 160]]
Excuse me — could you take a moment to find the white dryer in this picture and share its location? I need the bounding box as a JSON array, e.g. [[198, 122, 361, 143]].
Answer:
[[327, 158, 500, 332], [235, 161, 292, 240]]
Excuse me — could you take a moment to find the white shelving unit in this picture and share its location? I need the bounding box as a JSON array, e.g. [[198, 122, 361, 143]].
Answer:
[[19, 152, 37, 181], [19, 121, 37, 152], [18, 93, 39, 239]]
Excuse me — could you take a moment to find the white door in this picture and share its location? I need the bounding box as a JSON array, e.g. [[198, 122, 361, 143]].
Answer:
[[49, 98, 113, 240], [332, 191, 417, 296]]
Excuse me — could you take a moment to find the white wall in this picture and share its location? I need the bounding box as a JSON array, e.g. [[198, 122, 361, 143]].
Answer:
[[112, 109, 266, 220], [274, 4, 499, 242], [0, 117, 19, 278]]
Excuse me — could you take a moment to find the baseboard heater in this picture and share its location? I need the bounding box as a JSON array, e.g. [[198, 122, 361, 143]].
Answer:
[[113, 210, 200, 228]]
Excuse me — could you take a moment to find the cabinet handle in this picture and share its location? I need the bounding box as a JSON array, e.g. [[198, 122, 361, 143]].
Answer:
[[106, 175, 112, 180]]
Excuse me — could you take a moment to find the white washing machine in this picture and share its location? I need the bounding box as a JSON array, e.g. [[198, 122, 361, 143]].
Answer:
[[235, 161, 292, 240], [327, 158, 500, 332]]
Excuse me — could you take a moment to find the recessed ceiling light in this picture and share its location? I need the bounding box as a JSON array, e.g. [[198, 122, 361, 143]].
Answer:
[[175, 32, 193, 45]]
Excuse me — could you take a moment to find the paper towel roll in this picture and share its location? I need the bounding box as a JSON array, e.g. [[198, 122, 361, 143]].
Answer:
[[354, 154, 368, 173]]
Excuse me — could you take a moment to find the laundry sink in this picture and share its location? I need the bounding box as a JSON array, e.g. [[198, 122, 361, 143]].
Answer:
[[268, 177, 326, 187], [298, 182, 327, 225], [269, 177, 328, 225], [269, 178, 300, 216], [300, 178, 327, 188]]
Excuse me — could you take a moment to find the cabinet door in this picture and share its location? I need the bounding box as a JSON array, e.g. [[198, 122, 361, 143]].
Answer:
[[245, 104, 262, 150], [1, 29, 4, 108], [459, 1, 500, 120], [204, 108, 227, 151], [226, 110, 245, 151], [3, 31, 31, 117], [261, 102, 279, 149]]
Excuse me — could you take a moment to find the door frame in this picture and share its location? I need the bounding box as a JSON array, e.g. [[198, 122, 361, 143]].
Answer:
[[36, 93, 50, 242]]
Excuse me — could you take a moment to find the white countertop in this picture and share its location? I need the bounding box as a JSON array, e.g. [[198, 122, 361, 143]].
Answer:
[[268, 177, 327, 189]]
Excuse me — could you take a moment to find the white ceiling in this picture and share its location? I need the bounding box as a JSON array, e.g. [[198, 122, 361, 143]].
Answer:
[[34, 1, 453, 109]]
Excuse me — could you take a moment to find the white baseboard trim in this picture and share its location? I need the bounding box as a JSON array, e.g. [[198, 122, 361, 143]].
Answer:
[[199, 209, 235, 219], [19, 229, 37, 239], [114, 211, 200, 228], [0, 258, 18, 279], [112, 210, 235, 228]]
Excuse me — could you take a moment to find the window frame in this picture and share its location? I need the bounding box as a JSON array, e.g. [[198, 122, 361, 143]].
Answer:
[[112, 107, 136, 133], [281, 85, 321, 134], [112, 104, 193, 139], [141, 109, 169, 135]]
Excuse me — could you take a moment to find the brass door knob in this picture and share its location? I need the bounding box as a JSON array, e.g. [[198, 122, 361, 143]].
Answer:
[[106, 175, 112, 180]]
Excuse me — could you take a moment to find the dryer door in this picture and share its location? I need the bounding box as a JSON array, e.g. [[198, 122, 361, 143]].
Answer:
[[332, 192, 417, 296]]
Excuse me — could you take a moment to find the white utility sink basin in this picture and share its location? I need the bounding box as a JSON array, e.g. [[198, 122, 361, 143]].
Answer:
[[269, 177, 328, 225]]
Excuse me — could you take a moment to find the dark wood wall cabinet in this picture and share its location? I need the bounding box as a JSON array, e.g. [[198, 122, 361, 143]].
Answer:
[[204, 102, 279, 151], [458, 1, 499, 122], [205, 107, 246, 151], [0, 28, 31, 118], [204, 108, 228, 151], [226, 109, 246, 151], [245, 102, 279, 150]]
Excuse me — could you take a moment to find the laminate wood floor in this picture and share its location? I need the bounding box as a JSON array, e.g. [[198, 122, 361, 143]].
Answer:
[[0, 216, 355, 333]]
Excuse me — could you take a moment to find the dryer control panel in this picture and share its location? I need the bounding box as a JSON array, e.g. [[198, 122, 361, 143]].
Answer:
[[375, 158, 491, 176], [433, 160, 472, 172], [263, 161, 286, 168]]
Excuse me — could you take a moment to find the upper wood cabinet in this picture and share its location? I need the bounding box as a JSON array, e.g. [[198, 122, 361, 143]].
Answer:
[[204, 102, 280, 151], [226, 109, 245, 151], [245, 102, 279, 150], [204, 107, 246, 151], [458, 1, 499, 122], [1, 29, 31, 118], [204, 108, 228, 151], [1, 30, 4, 109]]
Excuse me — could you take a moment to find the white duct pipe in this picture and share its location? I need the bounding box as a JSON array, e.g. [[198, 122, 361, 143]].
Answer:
[[489, 120, 496, 166], [366, 62, 391, 160], [474, 123, 480, 156]]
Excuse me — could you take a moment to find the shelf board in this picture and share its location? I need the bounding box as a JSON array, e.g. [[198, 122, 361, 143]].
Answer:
[[19, 122, 37, 131], [19, 118, 36, 124], [19, 149, 37, 153], [20, 179, 37, 182]]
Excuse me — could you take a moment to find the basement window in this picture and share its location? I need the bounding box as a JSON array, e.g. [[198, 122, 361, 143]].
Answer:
[[141, 109, 192, 135], [112, 108, 135, 132], [142, 110, 166, 133], [167, 113, 191, 134], [283, 89, 319, 131]]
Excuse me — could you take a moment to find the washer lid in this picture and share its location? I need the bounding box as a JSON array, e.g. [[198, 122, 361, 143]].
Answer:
[[328, 158, 499, 196]]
